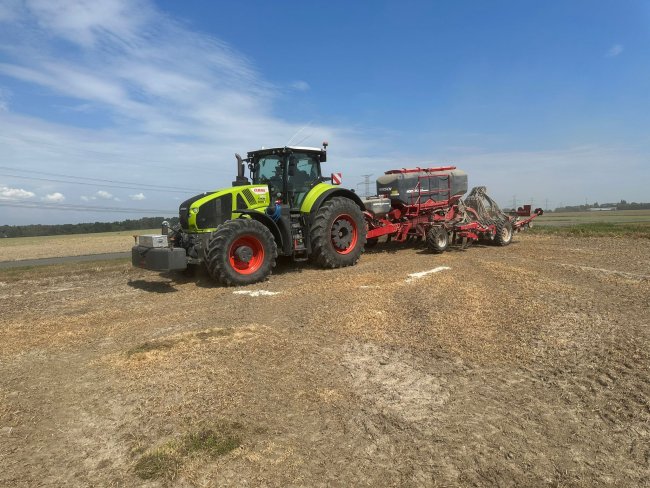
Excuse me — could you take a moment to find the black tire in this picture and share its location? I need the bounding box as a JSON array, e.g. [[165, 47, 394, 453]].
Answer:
[[426, 226, 449, 253], [494, 220, 513, 246], [205, 219, 277, 286], [310, 196, 366, 268]]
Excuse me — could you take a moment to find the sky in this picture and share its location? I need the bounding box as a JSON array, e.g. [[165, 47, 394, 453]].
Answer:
[[0, 0, 649, 225]]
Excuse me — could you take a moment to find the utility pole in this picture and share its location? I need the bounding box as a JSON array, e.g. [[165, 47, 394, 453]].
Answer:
[[359, 174, 373, 198], [512, 195, 517, 209], [545, 198, 549, 211]]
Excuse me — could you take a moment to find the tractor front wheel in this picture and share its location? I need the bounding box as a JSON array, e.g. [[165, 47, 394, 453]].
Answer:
[[310, 197, 366, 268], [426, 226, 449, 253], [205, 219, 277, 286]]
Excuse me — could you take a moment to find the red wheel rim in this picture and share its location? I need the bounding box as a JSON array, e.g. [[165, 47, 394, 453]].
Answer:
[[228, 236, 265, 275], [330, 214, 358, 255]]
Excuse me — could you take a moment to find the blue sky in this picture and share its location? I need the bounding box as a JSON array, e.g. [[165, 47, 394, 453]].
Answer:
[[0, 0, 648, 224]]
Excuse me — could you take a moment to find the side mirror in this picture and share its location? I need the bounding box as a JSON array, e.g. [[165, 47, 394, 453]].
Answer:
[[320, 151, 327, 162]]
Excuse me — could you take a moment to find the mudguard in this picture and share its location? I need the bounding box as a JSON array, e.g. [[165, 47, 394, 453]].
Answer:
[[300, 183, 365, 216], [235, 209, 288, 254]]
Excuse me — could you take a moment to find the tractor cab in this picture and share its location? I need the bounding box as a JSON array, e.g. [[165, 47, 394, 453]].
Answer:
[[242, 144, 327, 208]]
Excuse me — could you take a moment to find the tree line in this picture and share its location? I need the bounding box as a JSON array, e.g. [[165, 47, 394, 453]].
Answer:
[[554, 200, 650, 213], [0, 216, 179, 238]]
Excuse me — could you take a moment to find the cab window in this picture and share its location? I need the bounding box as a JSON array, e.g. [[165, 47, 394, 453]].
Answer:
[[256, 156, 283, 181], [288, 153, 319, 192]]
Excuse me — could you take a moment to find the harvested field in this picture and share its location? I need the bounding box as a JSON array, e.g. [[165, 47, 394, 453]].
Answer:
[[535, 209, 650, 226], [1, 234, 649, 487], [0, 229, 157, 262]]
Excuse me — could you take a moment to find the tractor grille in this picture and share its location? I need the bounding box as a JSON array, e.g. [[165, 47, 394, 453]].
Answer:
[[241, 188, 256, 206]]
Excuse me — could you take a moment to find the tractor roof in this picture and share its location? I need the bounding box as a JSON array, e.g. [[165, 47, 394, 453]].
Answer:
[[247, 146, 323, 158]]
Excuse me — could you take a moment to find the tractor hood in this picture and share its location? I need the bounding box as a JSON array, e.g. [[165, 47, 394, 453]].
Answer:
[[179, 185, 271, 232]]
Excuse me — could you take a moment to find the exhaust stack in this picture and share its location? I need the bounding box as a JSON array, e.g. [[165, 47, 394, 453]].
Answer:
[[232, 153, 249, 186]]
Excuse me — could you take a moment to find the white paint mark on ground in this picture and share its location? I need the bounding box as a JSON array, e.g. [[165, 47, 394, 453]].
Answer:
[[359, 285, 381, 289], [405, 266, 451, 283], [233, 290, 280, 297]]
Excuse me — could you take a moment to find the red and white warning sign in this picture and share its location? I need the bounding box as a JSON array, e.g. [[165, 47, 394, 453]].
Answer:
[[331, 172, 342, 185]]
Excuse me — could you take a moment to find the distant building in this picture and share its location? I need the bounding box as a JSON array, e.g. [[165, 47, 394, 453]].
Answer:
[[589, 207, 617, 211]]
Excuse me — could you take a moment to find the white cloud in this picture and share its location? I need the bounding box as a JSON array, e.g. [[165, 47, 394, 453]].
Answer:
[[19, 0, 148, 48], [0, 0, 645, 225], [438, 144, 649, 208], [0, 0, 345, 147], [290, 80, 310, 91], [0, 1, 22, 22], [0, 0, 379, 226], [0, 185, 36, 200], [606, 44, 623, 57], [42, 192, 65, 202], [129, 192, 146, 201]]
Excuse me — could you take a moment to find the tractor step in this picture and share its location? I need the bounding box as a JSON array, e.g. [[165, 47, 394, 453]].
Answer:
[[289, 212, 309, 261]]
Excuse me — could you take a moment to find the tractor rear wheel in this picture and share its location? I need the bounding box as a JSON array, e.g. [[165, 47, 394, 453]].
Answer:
[[426, 227, 449, 253], [310, 197, 366, 268], [494, 220, 513, 246], [205, 219, 277, 286]]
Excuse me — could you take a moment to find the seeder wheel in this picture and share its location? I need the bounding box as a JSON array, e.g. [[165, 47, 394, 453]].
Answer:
[[426, 227, 449, 253], [494, 220, 513, 246]]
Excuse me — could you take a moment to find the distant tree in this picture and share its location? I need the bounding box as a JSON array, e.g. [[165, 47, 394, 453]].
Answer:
[[0, 216, 178, 238]]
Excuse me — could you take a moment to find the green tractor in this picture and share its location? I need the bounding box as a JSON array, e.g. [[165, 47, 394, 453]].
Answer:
[[132, 143, 367, 285]]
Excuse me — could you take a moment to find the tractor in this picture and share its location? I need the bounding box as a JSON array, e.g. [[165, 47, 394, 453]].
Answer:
[[132, 143, 542, 286], [132, 143, 367, 285]]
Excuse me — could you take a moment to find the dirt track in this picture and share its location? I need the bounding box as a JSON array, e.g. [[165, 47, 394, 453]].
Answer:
[[1, 234, 649, 487]]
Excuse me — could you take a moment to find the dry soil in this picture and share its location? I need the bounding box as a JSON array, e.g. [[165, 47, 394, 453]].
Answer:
[[0, 234, 648, 487]]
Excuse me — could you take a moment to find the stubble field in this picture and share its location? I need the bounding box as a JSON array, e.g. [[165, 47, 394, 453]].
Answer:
[[0, 233, 648, 487], [0, 230, 157, 262]]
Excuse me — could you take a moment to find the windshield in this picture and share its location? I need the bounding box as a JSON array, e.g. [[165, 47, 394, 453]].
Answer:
[[255, 156, 282, 181], [253, 155, 283, 191], [250, 151, 321, 205]]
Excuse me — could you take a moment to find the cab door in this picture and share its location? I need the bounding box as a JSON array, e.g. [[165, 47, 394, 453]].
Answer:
[[287, 152, 320, 208]]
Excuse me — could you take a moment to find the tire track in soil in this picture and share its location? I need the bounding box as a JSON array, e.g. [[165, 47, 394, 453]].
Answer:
[[2, 236, 650, 486], [335, 240, 650, 486]]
